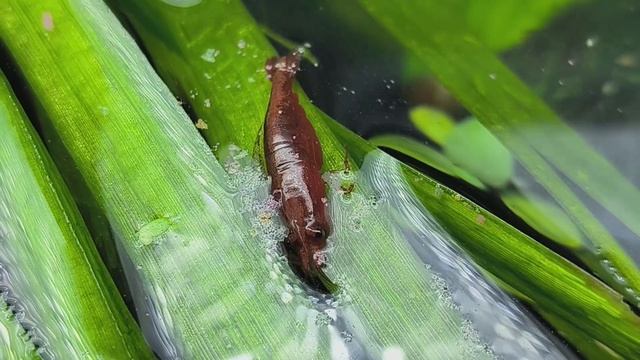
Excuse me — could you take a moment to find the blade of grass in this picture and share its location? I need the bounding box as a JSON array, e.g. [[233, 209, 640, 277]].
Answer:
[[357, 0, 640, 306], [0, 71, 152, 358], [0, 0, 338, 358], [111, 0, 640, 357]]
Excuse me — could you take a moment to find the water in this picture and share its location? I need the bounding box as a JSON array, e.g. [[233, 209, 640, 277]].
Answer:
[[2, 0, 639, 358]]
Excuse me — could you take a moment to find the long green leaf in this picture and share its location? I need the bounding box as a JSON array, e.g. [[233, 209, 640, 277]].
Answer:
[[357, 0, 640, 307], [110, 0, 640, 357], [0, 71, 152, 358], [463, 0, 580, 51], [0, 0, 339, 358]]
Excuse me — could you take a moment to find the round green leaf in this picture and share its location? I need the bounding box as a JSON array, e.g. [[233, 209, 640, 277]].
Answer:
[[443, 118, 513, 187]]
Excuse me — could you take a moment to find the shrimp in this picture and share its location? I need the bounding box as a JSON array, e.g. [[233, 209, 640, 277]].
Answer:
[[264, 52, 337, 293]]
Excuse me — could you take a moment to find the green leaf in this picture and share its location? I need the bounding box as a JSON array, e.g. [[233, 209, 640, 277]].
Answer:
[[443, 118, 513, 188], [464, 0, 581, 51], [370, 133, 486, 189], [357, 0, 640, 312], [0, 71, 152, 358], [502, 192, 583, 249], [409, 105, 456, 145], [111, 0, 640, 357]]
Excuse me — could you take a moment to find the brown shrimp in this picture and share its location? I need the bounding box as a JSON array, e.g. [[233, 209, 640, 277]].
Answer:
[[264, 52, 337, 293]]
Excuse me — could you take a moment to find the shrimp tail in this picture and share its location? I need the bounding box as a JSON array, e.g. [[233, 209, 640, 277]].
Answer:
[[282, 240, 339, 293], [310, 267, 340, 294]]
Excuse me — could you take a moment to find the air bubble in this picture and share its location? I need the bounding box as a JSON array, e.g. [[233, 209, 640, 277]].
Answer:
[[201, 48, 220, 63], [280, 292, 293, 304], [315, 312, 332, 326]]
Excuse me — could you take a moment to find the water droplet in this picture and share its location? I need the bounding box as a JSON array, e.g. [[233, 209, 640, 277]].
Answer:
[[204, 98, 211, 108], [567, 59, 576, 66], [585, 37, 597, 47], [488, 73, 497, 80]]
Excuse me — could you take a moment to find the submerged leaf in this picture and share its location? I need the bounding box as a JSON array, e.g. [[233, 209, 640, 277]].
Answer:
[[502, 193, 583, 249], [409, 105, 456, 145], [464, 0, 581, 51], [443, 118, 513, 188], [370, 133, 486, 189]]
